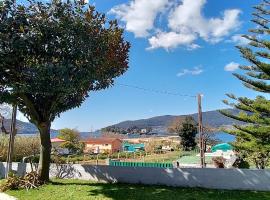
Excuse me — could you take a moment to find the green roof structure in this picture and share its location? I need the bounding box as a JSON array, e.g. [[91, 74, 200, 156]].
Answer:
[[211, 143, 233, 152]]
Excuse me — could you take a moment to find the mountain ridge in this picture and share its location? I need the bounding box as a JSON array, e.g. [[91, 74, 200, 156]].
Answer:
[[105, 109, 242, 132]]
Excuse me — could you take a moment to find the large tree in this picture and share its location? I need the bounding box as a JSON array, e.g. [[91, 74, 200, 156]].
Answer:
[[220, 0, 270, 169], [0, 0, 130, 181], [168, 116, 197, 151]]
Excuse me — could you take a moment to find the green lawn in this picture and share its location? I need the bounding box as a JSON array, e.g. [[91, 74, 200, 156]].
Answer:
[[5, 179, 270, 200], [178, 155, 213, 164]]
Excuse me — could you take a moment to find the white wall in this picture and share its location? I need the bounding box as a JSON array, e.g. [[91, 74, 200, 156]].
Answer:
[[0, 162, 270, 191]]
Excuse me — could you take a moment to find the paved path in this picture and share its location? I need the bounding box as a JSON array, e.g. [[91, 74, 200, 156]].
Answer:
[[0, 193, 17, 200]]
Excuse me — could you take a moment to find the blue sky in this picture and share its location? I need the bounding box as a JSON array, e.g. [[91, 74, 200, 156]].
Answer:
[[18, 0, 262, 131]]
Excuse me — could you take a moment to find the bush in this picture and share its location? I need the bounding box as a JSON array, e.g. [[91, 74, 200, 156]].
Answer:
[[233, 157, 250, 169], [212, 157, 225, 168]]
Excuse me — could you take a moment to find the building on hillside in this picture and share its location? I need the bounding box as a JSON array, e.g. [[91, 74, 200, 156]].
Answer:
[[122, 142, 145, 152], [51, 138, 69, 155], [84, 138, 122, 154]]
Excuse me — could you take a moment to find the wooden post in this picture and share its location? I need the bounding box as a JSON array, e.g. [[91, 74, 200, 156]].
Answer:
[[198, 94, 205, 168], [6, 105, 17, 178]]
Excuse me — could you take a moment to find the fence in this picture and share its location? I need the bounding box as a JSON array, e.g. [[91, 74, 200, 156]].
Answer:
[[0, 162, 270, 191], [109, 160, 173, 168]]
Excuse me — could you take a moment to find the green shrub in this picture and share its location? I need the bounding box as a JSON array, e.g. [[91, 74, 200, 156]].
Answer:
[[233, 157, 250, 169]]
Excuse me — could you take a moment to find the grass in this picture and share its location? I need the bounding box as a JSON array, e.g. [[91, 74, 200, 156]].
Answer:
[[178, 155, 213, 164], [5, 179, 270, 200], [125, 151, 181, 163]]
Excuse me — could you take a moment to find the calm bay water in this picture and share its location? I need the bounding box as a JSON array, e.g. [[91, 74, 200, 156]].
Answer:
[[18, 131, 235, 142]]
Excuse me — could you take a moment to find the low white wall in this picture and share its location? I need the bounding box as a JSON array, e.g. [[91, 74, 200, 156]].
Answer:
[[0, 162, 270, 191]]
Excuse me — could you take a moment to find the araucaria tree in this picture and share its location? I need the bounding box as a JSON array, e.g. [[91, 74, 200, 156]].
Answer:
[[220, 0, 270, 169], [0, 0, 130, 181], [168, 116, 197, 151]]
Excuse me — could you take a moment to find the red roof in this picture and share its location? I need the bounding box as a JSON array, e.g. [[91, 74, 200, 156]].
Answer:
[[51, 138, 66, 143], [84, 138, 122, 145]]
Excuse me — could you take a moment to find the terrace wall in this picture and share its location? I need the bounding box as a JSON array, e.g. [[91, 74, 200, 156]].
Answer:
[[0, 162, 270, 191]]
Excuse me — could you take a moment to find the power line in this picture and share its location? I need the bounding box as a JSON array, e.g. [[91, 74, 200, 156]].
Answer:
[[117, 83, 197, 98]]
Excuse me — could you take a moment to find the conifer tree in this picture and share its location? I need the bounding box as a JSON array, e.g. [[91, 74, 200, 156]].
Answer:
[[220, 0, 270, 169]]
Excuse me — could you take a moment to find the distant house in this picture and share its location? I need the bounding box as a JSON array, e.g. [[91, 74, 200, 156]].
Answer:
[[84, 138, 122, 154], [51, 138, 69, 155], [122, 142, 145, 152], [140, 129, 148, 134]]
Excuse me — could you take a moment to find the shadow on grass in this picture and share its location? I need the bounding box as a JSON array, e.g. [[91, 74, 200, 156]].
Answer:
[[49, 180, 270, 200]]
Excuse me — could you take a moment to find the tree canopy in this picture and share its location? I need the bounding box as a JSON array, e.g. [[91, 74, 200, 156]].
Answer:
[[168, 116, 197, 151], [58, 128, 84, 154], [0, 0, 130, 125], [220, 0, 270, 169], [0, 0, 130, 180]]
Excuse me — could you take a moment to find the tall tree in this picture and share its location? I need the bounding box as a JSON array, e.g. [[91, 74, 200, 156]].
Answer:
[[0, 0, 130, 181], [168, 116, 197, 151], [220, 0, 270, 169]]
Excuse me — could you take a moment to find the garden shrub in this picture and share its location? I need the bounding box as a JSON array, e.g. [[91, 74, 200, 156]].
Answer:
[[212, 157, 225, 168]]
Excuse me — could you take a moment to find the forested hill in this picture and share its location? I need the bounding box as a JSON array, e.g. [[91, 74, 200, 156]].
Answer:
[[105, 109, 243, 130]]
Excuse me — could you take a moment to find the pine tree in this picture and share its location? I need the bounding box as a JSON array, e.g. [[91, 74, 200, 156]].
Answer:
[[220, 0, 270, 169]]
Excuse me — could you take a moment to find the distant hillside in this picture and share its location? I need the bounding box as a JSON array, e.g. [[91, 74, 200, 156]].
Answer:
[[2, 119, 93, 138], [105, 109, 243, 133], [3, 118, 38, 134], [2, 119, 59, 135]]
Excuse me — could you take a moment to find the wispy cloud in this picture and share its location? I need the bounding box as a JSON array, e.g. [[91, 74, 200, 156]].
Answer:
[[224, 62, 239, 71], [177, 66, 203, 77], [227, 34, 249, 45]]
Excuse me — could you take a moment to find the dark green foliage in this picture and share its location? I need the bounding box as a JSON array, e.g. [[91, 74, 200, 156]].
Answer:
[[220, 0, 270, 169], [0, 0, 130, 181], [169, 116, 197, 151], [0, 0, 130, 123], [233, 157, 250, 169]]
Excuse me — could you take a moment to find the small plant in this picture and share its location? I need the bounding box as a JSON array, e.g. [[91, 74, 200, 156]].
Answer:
[[233, 157, 250, 169], [212, 157, 225, 168]]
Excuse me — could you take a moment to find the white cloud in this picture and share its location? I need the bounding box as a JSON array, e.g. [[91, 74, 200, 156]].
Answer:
[[177, 66, 203, 77], [224, 62, 239, 71], [167, 0, 241, 43], [147, 31, 197, 50], [110, 0, 242, 50], [109, 0, 169, 37], [229, 34, 249, 45], [187, 44, 202, 51], [17, 111, 29, 123], [0, 104, 29, 122]]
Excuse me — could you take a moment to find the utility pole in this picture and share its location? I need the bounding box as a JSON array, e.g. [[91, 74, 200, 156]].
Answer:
[[197, 94, 205, 168], [5, 105, 17, 178]]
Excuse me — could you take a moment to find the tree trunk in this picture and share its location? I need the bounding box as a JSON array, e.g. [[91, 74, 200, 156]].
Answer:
[[37, 122, 51, 182]]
